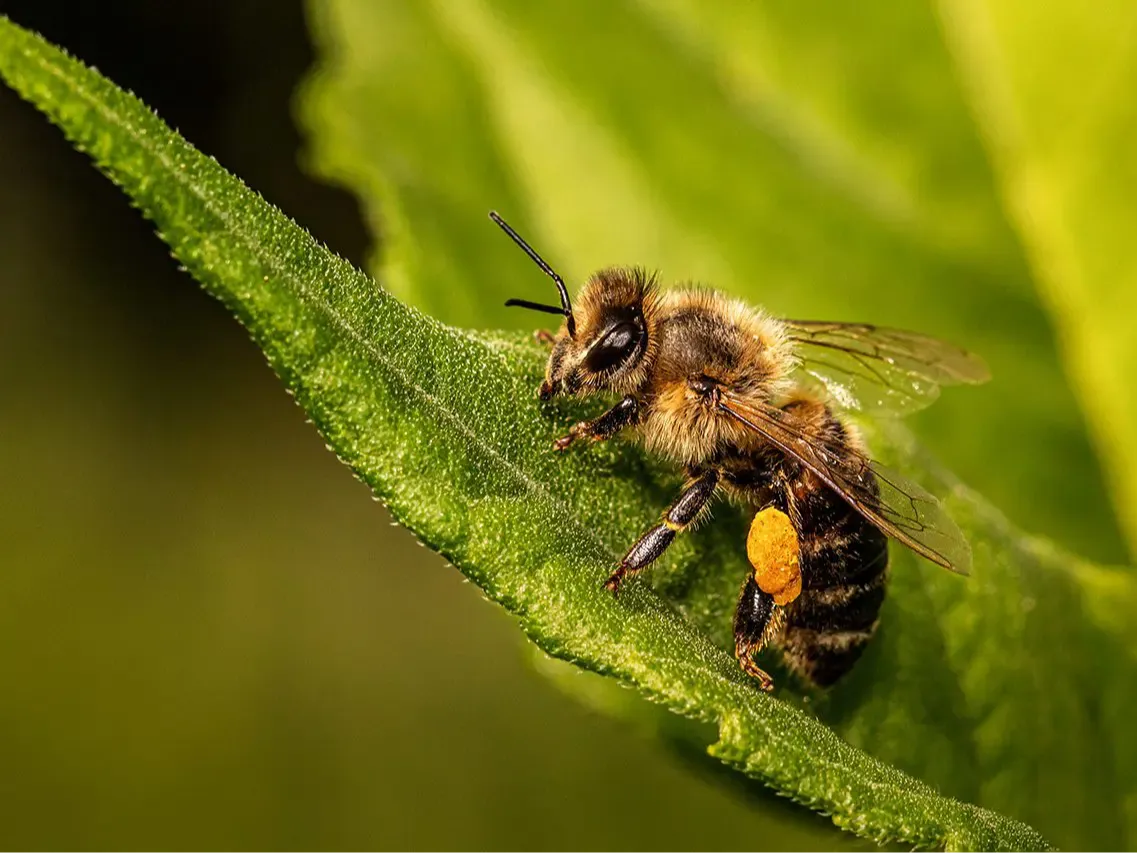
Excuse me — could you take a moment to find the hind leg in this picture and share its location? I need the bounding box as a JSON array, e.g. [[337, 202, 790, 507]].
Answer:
[[733, 576, 781, 691]]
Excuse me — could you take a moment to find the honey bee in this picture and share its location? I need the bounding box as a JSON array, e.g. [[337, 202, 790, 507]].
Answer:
[[490, 212, 989, 691]]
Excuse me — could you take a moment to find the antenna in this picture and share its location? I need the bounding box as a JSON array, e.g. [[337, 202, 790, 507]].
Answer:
[[490, 211, 576, 338]]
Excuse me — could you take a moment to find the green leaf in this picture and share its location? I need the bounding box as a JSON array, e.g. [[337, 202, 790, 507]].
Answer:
[[299, 0, 1125, 569], [5, 12, 1131, 851], [938, 0, 1137, 562]]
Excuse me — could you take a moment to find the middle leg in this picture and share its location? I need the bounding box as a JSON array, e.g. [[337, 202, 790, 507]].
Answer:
[[605, 469, 719, 594]]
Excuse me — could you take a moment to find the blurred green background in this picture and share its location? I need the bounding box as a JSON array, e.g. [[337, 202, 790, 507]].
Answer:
[[0, 0, 847, 848], [3, 0, 1135, 849]]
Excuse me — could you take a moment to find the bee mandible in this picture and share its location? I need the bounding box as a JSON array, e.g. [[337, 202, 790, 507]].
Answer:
[[491, 212, 989, 691]]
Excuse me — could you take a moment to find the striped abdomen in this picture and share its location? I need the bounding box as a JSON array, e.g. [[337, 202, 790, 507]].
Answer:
[[778, 490, 889, 686], [724, 399, 889, 687]]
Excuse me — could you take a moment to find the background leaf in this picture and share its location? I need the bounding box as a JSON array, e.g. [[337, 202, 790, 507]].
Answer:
[[299, 0, 1125, 569], [296, 0, 1137, 847], [0, 14, 1065, 850], [939, 0, 1137, 561]]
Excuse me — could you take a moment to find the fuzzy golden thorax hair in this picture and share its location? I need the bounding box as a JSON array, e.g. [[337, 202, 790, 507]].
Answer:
[[635, 287, 797, 465]]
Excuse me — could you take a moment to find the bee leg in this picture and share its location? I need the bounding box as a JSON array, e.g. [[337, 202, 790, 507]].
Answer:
[[554, 395, 639, 452], [534, 329, 556, 346], [605, 469, 719, 594], [734, 576, 778, 691]]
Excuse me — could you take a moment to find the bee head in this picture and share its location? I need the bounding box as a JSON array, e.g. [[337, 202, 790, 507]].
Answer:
[[490, 212, 656, 400], [536, 268, 655, 399]]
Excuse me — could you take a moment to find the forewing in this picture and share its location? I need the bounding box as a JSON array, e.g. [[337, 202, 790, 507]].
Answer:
[[718, 394, 972, 574], [784, 320, 991, 416]]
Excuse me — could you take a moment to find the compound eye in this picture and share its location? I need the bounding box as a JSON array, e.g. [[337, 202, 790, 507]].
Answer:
[[585, 321, 641, 374]]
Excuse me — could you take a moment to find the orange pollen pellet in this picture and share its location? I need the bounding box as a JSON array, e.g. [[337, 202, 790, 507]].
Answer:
[[746, 507, 802, 606]]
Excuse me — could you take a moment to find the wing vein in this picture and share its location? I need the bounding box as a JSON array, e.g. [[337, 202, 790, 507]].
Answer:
[[717, 393, 971, 574], [783, 320, 990, 417]]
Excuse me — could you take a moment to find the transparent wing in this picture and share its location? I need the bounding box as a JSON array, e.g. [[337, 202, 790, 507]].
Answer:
[[718, 393, 971, 574], [783, 320, 991, 416]]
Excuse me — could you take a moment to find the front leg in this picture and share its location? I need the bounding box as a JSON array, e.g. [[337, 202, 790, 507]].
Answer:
[[605, 469, 719, 594], [553, 395, 639, 452]]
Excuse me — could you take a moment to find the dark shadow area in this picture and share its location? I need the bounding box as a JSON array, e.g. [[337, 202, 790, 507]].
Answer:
[[0, 0, 369, 379]]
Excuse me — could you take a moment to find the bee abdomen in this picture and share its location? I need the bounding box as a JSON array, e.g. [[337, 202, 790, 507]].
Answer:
[[778, 623, 877, 688], [779, 529, 889, 687], [788, 572, 886, 633]]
